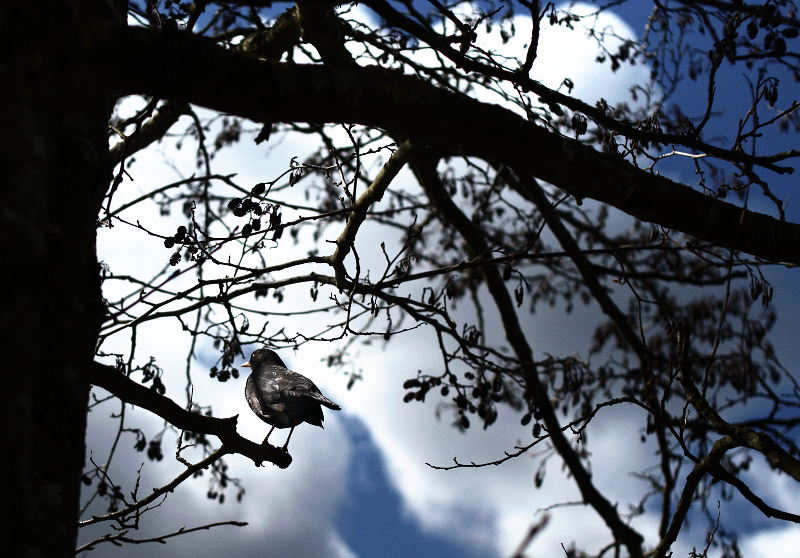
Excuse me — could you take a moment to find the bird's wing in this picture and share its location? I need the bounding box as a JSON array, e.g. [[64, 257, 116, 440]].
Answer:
[[250, 371, 283, 404], [279, 371, 342, 410], [246, 374, 288, 421]]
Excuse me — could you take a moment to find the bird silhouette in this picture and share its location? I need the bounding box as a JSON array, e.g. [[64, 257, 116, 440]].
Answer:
[[242, 348, 340, 451]]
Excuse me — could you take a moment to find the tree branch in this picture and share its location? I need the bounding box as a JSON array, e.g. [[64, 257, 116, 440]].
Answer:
[[76, 520, 247, 553], [79, 446, 232, 527], [676, 324, 800, 483], [327, 138, 421, 289], [360, 0, 798, 170], [505, 169, 679, 536], [109, 100, 189, 166], [95, 25, 800, 264], [85, 362, 291, 468], [411, 154, 645, 558], [654, 435, 738, 558]]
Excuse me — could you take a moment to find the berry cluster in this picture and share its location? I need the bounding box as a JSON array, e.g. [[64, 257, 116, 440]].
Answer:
[[228, 182, 283, 240], [402, 369, 508, 431], [162, 224, 199, 266], [209, 366, 240, 382]]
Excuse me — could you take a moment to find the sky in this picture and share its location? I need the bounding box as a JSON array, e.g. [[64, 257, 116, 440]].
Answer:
[[78, 3, 800, 558]]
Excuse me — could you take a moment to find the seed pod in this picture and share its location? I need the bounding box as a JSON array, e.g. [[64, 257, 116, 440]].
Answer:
[[572, 113, 588, 136]]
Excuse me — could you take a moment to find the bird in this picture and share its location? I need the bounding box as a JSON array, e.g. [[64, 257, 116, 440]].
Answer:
[[242, 348, 341, 452]]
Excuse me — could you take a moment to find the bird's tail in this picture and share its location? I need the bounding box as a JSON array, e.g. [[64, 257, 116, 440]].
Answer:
[[313, 393, 341, 410]]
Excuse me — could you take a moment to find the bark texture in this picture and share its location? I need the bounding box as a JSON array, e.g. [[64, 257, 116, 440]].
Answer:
[[0, 2, 121, 556]]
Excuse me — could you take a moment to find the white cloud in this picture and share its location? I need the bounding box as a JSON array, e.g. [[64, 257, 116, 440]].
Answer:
[[742, 525, 800, 558]]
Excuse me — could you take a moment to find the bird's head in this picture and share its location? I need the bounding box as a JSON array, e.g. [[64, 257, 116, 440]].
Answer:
[[241, 348, 287, 370]]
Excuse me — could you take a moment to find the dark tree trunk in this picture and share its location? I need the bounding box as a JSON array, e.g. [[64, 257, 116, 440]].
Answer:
[[0, 1, 122, 556]]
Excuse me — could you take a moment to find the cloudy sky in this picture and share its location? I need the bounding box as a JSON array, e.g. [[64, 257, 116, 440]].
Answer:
[[78, 3, 800, 558]]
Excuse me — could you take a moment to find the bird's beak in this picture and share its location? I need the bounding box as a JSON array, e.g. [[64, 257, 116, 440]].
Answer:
[[241, 362, 251, 368]]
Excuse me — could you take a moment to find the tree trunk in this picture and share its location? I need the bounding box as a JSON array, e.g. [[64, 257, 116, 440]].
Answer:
[[0, 1, 121, 555]]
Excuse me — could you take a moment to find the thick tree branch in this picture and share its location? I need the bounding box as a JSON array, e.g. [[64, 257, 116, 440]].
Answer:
[[504, 170, 650, 364], [85, 362, 291, 468], [95, 26, 800, 264], [706, 460, 800, 523], [327, 139, 421, 288], [411, 155, 645, 558], [654, 435, 738, 558], [676, 324, 800, 483], [505, 169, 678, 536], [109, 100, 189, 165], [295, 0, 355, 65], [232, 6, 300, 60]]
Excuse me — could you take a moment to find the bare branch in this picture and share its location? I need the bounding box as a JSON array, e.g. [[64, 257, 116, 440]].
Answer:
[[76, 520, 247, 553], [79, 446, 231, 527], [85, 362, 291, 468]]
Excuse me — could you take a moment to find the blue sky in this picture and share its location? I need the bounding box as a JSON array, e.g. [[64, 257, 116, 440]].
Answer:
[[80, 3, 800, 558], [335, 415, 488, 558]]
